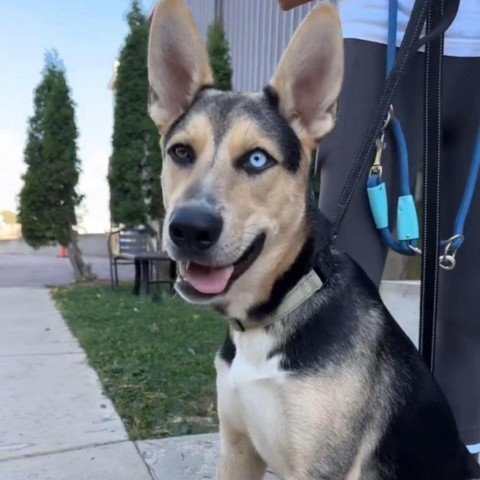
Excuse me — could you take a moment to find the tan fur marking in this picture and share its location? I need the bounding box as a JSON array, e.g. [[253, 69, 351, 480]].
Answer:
[[284, 370, 369, 477], [165, 114, 213, 162], [225, 119, 284, 166], [160, 114, 215, 215]]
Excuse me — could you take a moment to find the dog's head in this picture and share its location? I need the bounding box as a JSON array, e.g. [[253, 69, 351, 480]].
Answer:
[[148, 0, 343, 319]]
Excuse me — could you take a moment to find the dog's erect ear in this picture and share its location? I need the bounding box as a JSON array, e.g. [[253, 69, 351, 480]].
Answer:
[[148, 0, 213, 133], [269, 3, 343, 146]]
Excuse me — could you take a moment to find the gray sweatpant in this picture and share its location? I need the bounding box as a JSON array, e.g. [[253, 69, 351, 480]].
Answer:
[[317, 39, 480, 445]]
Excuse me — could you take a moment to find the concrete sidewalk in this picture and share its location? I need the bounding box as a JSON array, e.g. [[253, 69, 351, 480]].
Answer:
[[0, 285, 254, 479], [0, 287, 152, 480], [137, 434, 279, 479]]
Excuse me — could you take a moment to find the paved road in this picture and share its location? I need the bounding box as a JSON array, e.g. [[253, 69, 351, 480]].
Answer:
[[0, 254, 133, 288]]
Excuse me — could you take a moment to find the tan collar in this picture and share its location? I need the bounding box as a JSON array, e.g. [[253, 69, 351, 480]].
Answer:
[[229, 270, 323, 332]]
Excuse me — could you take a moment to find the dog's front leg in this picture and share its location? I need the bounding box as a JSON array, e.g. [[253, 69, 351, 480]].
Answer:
[[216, 426, 267, 480], [215, 357, 267, 480]]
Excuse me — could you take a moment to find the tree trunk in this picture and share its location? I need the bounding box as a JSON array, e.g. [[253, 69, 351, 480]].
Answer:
[[67, 228, 97, 283]]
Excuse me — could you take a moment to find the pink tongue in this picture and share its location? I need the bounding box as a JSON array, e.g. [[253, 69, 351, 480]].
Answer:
[[185, 263, 234, 294]]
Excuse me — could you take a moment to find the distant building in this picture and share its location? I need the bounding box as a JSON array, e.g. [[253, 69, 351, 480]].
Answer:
[[0, 211, 21, 240]]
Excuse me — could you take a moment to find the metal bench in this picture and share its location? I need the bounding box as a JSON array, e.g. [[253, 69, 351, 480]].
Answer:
[[108, 226, 151, 287], [108, 226, 176, 296], [132, 252, 177, 298]]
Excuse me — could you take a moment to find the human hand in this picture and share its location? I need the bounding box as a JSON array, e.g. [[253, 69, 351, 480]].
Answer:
[[277, 0, 314, 11]]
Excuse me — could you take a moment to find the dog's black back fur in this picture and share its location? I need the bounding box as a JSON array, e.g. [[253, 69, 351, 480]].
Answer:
[[350, 259, 479, 479]]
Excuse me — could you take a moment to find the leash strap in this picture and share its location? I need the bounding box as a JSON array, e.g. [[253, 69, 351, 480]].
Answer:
[[331, 0, 459, 240], [419, 0, 446, 372]]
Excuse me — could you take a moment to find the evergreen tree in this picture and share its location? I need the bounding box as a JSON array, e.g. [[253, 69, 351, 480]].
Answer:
[[108, 0, 163, 231], [206, 19, 233, 91], [18, 50, 94, 281]]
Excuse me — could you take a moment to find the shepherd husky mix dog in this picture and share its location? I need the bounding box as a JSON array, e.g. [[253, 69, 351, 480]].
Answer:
[[147, 0, 480, 478]]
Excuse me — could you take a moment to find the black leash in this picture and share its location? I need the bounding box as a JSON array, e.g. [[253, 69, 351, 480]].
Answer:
[[329, 0, 460, 371], [331, 0, 459, 237], [419, 0, 448, 373]]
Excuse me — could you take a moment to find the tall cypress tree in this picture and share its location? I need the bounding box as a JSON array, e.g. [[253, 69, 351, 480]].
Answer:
[[18, 50, 94, 281], [108, 0, 163, 230], [206, 19, 233, 91]]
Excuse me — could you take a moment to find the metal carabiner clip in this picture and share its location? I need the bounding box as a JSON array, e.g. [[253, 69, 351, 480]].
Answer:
[[369, 106, 393, 179], [439, 234, 464, 271], [439, 254, 456, 270], [370, 132, 386, 178]]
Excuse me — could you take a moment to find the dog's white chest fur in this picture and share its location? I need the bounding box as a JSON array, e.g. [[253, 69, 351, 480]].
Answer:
[[215, 327, 376, 479], [215, 328, 290, 475]]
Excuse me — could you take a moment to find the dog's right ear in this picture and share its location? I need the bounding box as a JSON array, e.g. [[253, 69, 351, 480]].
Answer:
[[148, 0, 213, 134]]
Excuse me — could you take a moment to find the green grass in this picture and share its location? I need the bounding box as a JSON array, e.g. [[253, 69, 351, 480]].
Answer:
[[52, 284, 226, 440]]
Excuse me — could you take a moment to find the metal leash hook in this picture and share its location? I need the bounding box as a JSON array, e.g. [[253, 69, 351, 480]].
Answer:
[[370, 106, 394, 178], [440, 254, 456, 271], [383, 104, 394, 130], [439, 234, 464, 271], [408, 244, 423, 255], [370, 133, 386, 177]]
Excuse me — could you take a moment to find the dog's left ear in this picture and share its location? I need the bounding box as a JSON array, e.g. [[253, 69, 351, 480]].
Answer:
[[269, 3, 343, 146], [148, 0, 213, 134]]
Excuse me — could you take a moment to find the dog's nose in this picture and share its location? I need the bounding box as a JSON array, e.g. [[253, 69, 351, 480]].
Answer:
[[169, 205, 223, 251]]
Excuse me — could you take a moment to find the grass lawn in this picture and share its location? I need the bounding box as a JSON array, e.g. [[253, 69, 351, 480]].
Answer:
[[52, 284, 226, 440]]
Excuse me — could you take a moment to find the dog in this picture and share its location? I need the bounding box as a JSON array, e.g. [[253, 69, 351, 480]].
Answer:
[[146, 1, 480, 478]]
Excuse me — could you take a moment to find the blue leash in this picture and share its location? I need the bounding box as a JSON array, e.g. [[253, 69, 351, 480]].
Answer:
[[367, 0, 480, 267]]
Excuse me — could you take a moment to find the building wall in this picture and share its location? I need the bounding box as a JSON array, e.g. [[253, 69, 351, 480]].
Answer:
[[183, 0, 217, 42], [223, 0, 326, 92], [0, 234, 110, 257], [184, 0, 328, 92]]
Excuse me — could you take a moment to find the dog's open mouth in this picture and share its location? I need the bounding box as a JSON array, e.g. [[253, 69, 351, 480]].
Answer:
[[178, 233, 266, 296]]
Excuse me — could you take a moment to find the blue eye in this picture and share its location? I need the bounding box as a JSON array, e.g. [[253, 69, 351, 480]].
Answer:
[[249, 151, 268, 169], [238, 149, 276, 174]]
